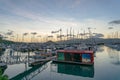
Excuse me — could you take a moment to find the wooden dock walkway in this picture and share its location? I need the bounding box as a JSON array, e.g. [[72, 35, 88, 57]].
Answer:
[[29, 56, 56, 66]]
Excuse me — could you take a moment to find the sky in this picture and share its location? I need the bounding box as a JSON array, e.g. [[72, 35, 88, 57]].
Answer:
[[0, 0, 120, 41]]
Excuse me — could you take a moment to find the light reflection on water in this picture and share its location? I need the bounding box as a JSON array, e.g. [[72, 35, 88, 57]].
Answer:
[[107, 47, 120, 65], [1, 46, 120, 80]]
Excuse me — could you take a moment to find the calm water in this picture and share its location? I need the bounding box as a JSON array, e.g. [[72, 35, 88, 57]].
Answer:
[[2, 46, 120, 80]]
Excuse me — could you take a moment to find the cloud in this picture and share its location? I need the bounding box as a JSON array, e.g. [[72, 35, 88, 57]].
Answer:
[[108, 27, 113, 29], [109, 20, 120, 25], [95, 33, 104, 37], [0, 0, 46, 21], [0, 13, 110, 36], [49, 0, 81, 9], [93, 33, 104, 38], [0, 22, 8, 26], [71, 0, 81, 8], [0, 0, 112, 37]]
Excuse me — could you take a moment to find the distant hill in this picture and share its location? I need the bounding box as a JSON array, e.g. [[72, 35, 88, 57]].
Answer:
[[0, 39, 14, 44], [43, 40, 57, 45]]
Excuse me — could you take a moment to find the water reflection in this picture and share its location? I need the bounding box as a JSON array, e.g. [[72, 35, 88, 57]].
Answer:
[[0, 48, 49, 80], [51, 62, 94, 78], [96, 46, 105, 52], [107, 47, 120, 65], [2, 46, 120, 80], [0, 65, 7, 74], [10, 63, 48, 80], [93, 46, 105, 57], [0, 50, 7, 74], [0, 49, 35, 65], [0, 51, 4, 56]]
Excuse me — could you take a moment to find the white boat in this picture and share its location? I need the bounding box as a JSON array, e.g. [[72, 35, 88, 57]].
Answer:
[[0, 61, 7, 68]]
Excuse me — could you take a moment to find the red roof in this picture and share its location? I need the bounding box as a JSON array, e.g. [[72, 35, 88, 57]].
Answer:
[[57, 50, 93, 54]]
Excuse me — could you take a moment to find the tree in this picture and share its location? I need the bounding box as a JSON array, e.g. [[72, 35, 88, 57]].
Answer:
[[0, 34, 3, 43], [0, 68, 8, 80]]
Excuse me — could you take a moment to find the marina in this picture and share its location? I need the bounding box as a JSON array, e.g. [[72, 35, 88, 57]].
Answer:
[[0, 45, 119, 80], [0, 30, 120, 80], [0, 31, 120, 80], [0, 0, 120, 80]]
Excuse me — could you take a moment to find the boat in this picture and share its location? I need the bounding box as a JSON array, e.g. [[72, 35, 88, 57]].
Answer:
[[0, 61, 7, 69], [53, 50, 94, 65], [0, 47, 6, 52]]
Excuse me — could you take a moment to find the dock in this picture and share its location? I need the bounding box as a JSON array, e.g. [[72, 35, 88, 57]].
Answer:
[[29, 56, 56, 66]]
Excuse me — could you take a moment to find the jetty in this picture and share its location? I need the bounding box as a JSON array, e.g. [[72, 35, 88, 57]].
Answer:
[[29, 56, 56, 66]]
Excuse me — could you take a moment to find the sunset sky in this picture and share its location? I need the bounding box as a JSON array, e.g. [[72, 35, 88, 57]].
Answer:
[[0, 0, 120, 41]]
